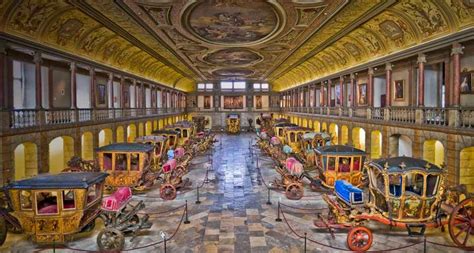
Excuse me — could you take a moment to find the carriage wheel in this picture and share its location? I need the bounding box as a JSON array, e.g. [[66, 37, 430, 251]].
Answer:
[[285, 183, 304, 200], [97, 228, 125, 252], [160, 183, 177, 200], [347, 226, 373, 252], [448, 198, 474, 250], [0, 217, 7, 246]]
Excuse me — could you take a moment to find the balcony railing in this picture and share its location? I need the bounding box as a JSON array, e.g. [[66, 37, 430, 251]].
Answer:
[[281, 106, 473, 130], [5, 107, 186, 130], [389, 107, 416, 123]]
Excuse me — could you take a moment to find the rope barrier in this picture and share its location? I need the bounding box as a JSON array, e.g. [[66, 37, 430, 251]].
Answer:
[[280, 208, 425, 252], [139, 203, 186, 216], [279, 202, 328, 213]]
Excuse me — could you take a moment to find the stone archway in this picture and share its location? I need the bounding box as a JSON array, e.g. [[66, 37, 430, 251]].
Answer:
[[14, 142, 38, 180]]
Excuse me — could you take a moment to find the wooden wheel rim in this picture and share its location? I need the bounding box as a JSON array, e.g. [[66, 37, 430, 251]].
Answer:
[[160, 183, 177, 200], [285, 183, 304, 200], [347, 226, 373, 252], [449, 198, 474, 250], [97, 228, 125, 251]]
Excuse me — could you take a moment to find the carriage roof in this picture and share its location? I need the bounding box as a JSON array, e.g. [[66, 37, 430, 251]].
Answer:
[[5, 172, 108, 189], [368, 157, 443, 173], [135, 135, 167, 142], [96, 143, 155, 153], [303, 132, 331, 140], [228, 114, 240, 119], [285, 126, 311, 131], [274, 122, 297, 127], [315, 145, 366, 155], [152, 129, 181, 136]]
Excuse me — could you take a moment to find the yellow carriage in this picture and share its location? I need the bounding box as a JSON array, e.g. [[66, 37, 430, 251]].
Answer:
[[226, 114, 240, 134], [151, 129, 181, 150], [96, 143, 159, 191], [166, 121, 195, 146], [272, 122, 297, 144], [0, 172, 108, 245], [283, 127, 312, 153], [314, 145, 366, 188], [316, 157, 474, 251]]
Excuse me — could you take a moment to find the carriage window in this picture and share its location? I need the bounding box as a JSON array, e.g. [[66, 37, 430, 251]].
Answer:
[[278, 129, 283, 136], [375, 171, 385, 193], [87, 184, 100, 204], [426, 174, 439, 197], [115, 153, 127, 171], [389, 174, 403, 197], [103, 153, 113, 170], [353, 157, 361, 171], [36, 191, 58, 215], [405, 173, 424, 196], [328, 157, 336, 171], [20, 190, 32, 210], [62, 190, 75, 210], [156, 142, 162, 155], [338, 157, 350, 172], [183, 130, 188, 138], [290, 132, 296, 142], [131, 153, 140, 171], [169, 136, 175, 146]]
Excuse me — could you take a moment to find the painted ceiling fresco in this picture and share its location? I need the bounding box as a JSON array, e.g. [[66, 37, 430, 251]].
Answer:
[[0, 0, 473, 91]]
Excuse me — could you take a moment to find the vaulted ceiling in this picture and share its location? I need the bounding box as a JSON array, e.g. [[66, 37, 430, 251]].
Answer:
[[0, 0, 473, 92]]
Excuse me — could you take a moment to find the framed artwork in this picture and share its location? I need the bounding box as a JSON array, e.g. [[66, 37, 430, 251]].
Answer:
[[358, 83, 367, 105], [394, 80, 405, 100], [256, 95, 262, 109], [223, 96, 243, 109], [204, 95, 211, 109], [461, 72, 473, 94], [97, 84, 107, 106]]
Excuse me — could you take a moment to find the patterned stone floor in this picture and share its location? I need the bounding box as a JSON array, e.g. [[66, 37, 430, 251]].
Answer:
[[1, 133, 470, 252]]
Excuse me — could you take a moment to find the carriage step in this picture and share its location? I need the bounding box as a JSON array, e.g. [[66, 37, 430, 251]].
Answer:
[[405, 224, 426, 236]]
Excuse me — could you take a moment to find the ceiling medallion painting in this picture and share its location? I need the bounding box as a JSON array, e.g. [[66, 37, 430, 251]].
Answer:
[[184, 0, 283, 45], [213, 68, 254, 77], [203, 48, 262, 66]]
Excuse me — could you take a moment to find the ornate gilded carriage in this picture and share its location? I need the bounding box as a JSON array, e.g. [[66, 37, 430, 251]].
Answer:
[[299, 132, 331, 167], [192, 116, 207, 132], [166, 121, 195, 146], [273, 122, 297, 144], [0, 172, 108, 245], [96, 143, 159, 191], [314, 145, 366, 188], [283, 126, 312, 153], [151, 129, 181, 150], [226, 114, 240, 134], [135, 135, 168, 168], [259, 113, 274, 135], [316, 157, 474, 251]]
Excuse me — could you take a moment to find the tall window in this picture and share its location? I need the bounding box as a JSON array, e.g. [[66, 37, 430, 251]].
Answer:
[[220, 81, 246, 91], [253, 83, 269, 91], [198, 83, 213, 91]]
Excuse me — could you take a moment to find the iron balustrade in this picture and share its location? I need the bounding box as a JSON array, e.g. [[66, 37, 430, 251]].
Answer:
[[5, 108, 186, 130]]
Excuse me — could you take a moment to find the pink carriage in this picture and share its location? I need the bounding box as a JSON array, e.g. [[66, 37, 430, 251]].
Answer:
[[285, 157, 303, 175], [159, 158, 190, 200], [101, 187, 132, 211], [273, 157, 306, 200], [271, 136, 281, 145]]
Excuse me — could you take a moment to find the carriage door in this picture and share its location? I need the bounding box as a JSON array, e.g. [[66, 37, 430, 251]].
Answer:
[[423, 174, 440, 219], [402, 172, 424, 220], [350, 156, 362, 186], [324, 156, 337, 187], [336, 156, 351, 184]]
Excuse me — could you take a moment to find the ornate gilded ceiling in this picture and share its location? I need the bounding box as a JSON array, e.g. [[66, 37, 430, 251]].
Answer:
[[0, 0, 473, 92]]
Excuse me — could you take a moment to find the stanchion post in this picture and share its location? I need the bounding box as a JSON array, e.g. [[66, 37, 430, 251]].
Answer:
[[195, 186, 201, 204], [53, 240, 56, 253], [304, 232, 307, 252], [266, 188, 272, 205], [164, 237, 167, 253], [256, 153, 259, 170], [275, 202, 282, 222], [184, 200, 190, 224], [423, 236, 427, 253]]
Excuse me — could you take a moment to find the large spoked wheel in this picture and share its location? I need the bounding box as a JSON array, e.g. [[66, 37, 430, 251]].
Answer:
[[285, 183, 304, 200], [97, 228, 125, 252], [160, 183, 177, 200], [0, 217, 8, 246], [448, 198, 474, 250], [347, 226, 373, 252]]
